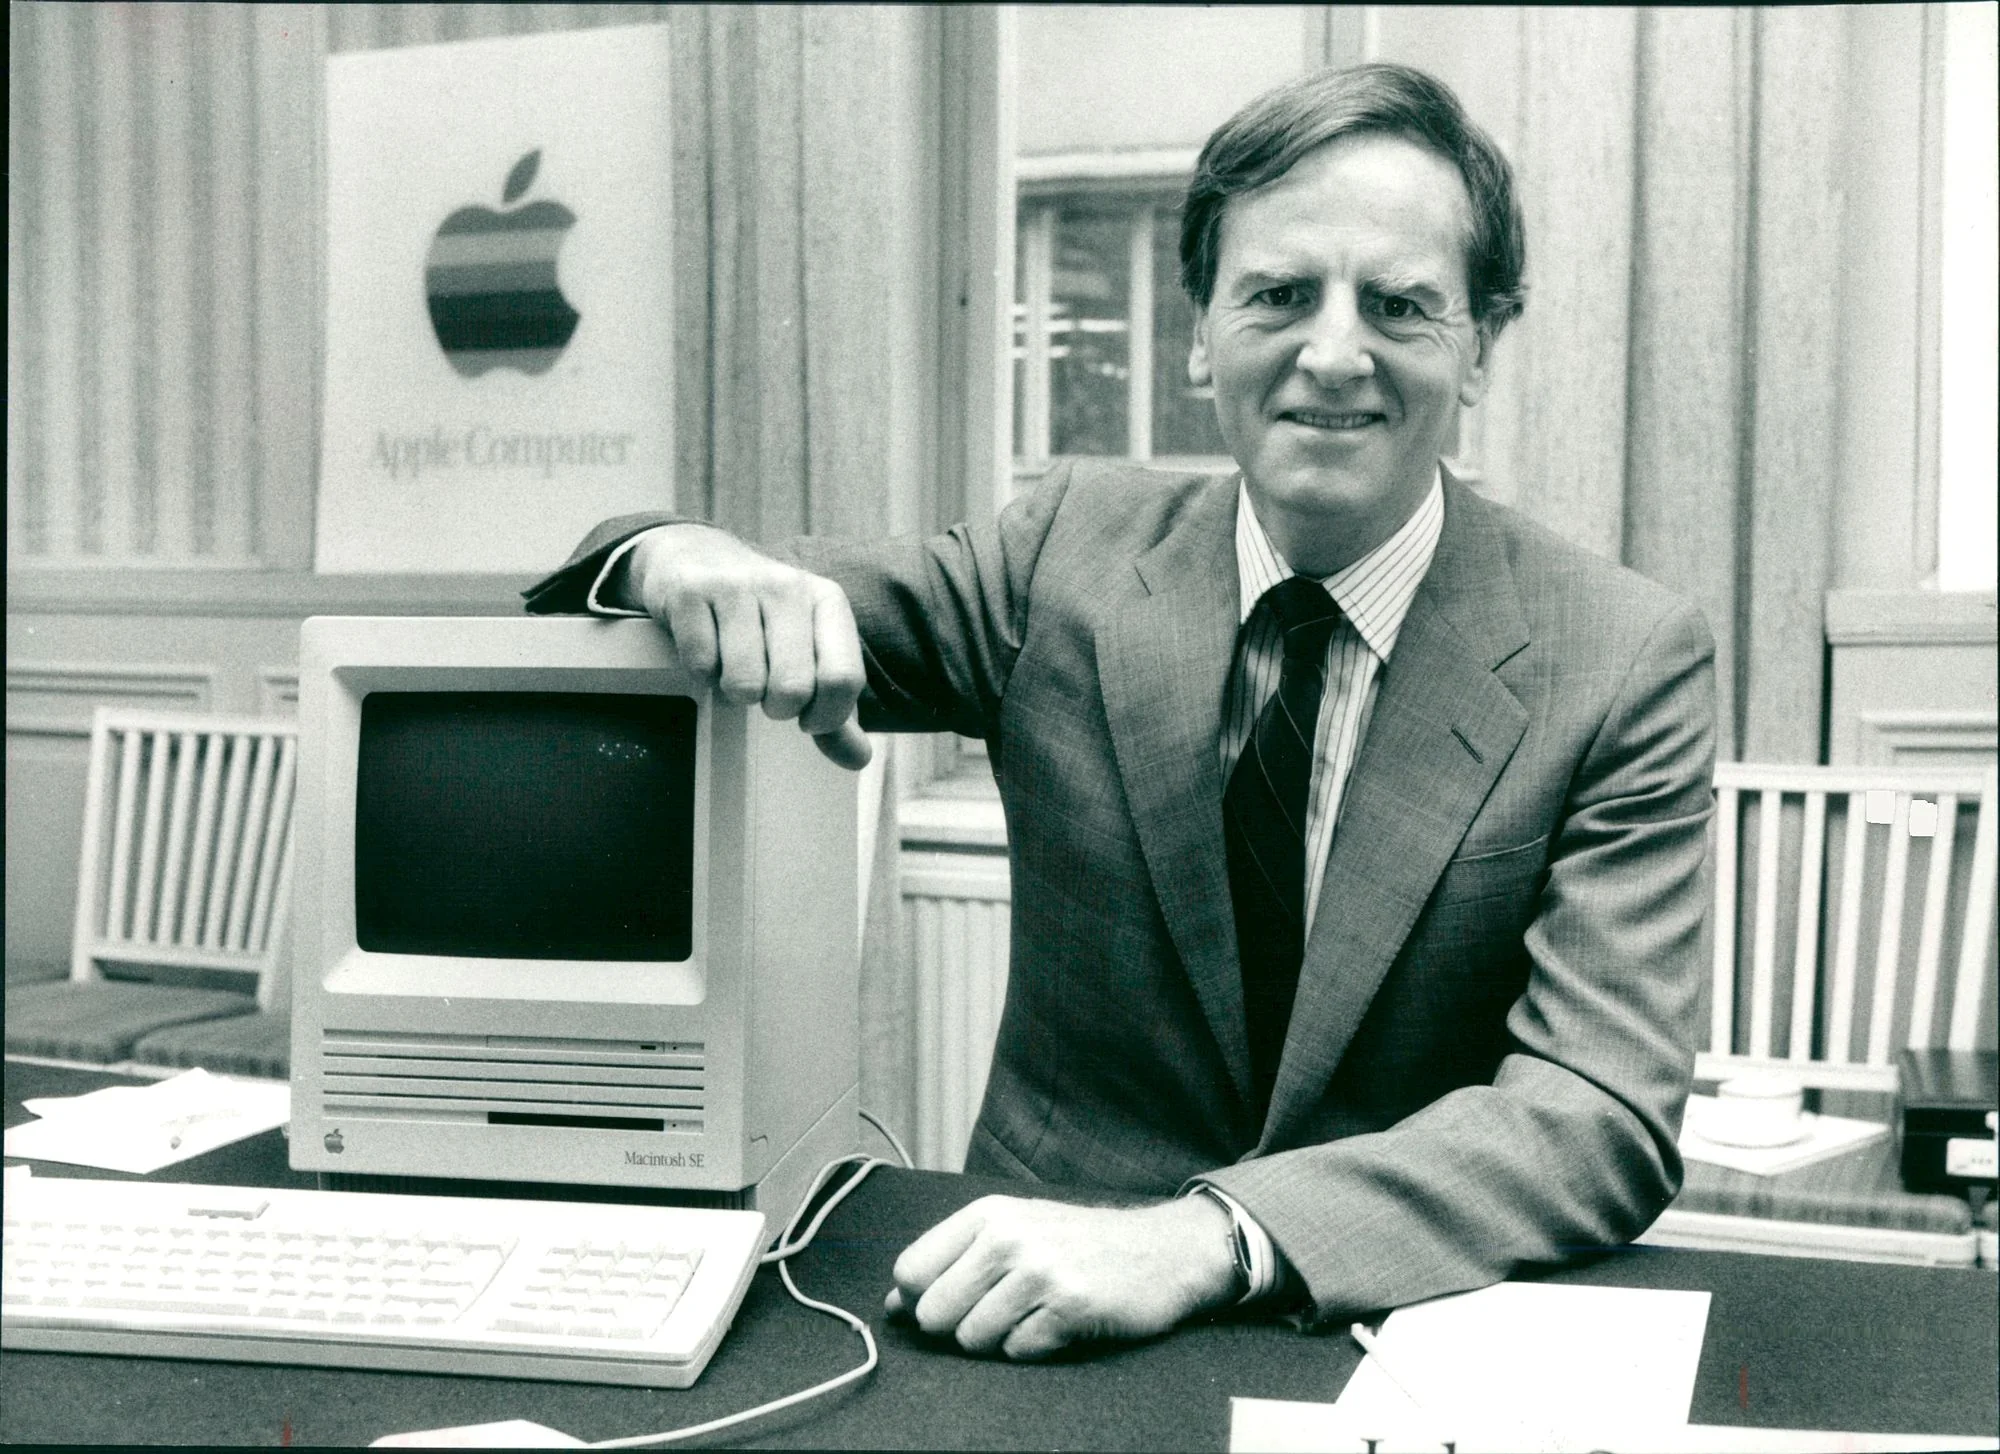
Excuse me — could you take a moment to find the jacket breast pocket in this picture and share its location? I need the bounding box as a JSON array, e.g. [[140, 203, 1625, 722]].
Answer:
[[1433, 833, 1550, 910]]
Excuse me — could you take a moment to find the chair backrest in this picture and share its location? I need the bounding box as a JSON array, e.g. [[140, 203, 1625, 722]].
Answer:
[[71, 707, 300, 1012], [1701, 761, 1998, 1092]]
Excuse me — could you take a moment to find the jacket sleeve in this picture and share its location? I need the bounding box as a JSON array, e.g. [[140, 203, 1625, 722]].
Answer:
[[520, 511, 693, 615], [1204, 599, 1716, 1324], [519, 468, 1082, 738]]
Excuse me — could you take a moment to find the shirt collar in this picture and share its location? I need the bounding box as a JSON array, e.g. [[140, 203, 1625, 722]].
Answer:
[[1233, 470, 1446, 662]]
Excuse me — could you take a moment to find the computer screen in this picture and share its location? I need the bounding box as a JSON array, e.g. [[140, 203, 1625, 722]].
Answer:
[[288, 616, 860, 1226], [355, 691, 697, 962]]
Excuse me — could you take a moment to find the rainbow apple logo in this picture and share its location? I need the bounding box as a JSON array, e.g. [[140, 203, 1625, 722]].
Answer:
[[424, 149, 579, 377]]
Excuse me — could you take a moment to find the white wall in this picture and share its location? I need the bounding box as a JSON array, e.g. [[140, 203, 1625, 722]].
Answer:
[[1015, 6, 1317, 158], [1938, 0, 1999, 592]]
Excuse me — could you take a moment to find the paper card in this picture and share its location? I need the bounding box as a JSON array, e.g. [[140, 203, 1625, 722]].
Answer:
[[1679, 1097, 1890, 1176], [318, 25, 675, 573], [373, 1420, 584, 1448], [1229, 1398, 1999, 1454], [1232, 1282, 1710, 1454], [1366, 1282, 1711, 1434], [5, 1068, 290, 1174]]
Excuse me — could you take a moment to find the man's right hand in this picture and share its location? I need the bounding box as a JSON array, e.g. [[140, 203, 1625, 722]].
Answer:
[[616, 524, 872, 770]]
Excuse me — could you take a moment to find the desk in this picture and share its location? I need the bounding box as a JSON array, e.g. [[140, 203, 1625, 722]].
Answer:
[[5, 1061, 1996, 1449]]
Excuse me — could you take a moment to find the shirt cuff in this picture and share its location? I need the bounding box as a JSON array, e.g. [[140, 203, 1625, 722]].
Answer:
[[583, 533, 656, 617], [1186, 1182, 1282, 1306]]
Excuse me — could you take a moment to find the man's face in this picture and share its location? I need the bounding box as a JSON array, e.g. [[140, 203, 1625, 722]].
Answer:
[[1190, 132, 1491, 576]]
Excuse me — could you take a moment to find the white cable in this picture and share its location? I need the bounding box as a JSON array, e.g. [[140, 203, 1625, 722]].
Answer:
[[584, 1274, 875, 1450], [583, 1155, 888, 1450], [857, 1106, 914, 1169], [762, 1156, 886, 1264]]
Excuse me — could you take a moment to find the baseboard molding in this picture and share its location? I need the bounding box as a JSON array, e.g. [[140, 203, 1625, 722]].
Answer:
[[1855, 707, 1998, 764], [1826, 589, 1998, 646], [7, 570, 537, 619], [6, 662, 217, 737]]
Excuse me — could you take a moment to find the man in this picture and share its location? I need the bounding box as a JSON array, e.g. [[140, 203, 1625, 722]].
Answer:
[[526, 63, 1715, 1361]]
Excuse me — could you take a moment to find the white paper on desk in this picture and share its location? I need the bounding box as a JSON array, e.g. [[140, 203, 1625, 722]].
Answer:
[[1231, 1398, 2000, 1453], [1231, 1282, 1711, 1453], [1679, 1097, 1889, 1176], [1232, 1393, 1559, 1453], [5, 1068, 290, 1174]]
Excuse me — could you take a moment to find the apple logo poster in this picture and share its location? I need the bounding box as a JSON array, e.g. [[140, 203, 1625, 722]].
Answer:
[[425, 150, 580, 378], [318, 26, 672, 573]]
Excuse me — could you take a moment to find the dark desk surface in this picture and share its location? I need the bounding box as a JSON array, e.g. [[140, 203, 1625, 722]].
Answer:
[[5, 1060, 1997, 1449]]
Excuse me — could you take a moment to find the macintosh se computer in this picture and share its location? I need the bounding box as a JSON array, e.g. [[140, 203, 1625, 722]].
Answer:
[[287, 614, 863, 1226]]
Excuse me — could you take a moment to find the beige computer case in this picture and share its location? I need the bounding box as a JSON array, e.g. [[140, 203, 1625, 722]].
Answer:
[[287, 616, 859, 1232]]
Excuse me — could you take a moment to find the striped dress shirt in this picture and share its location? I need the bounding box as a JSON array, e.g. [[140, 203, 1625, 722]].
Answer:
[[1222, 473, 1445, 942]]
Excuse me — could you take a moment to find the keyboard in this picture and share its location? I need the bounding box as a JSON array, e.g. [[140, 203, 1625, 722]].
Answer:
[[1, 1174, 766, 1387]]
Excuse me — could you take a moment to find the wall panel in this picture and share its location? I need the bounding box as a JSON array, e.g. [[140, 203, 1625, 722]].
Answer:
[[249, 3, 326, 574], [6, 653, 222, 975], [6, 734, 95, 979], [1626, 8, 1750, 759], [1827, 590, 1999, 767], [1831, 7, 1930, 592], [1741, 12, 1847, 762], [149, 5, 199, 562], [1508, 6, 1637, 559], [89, 4, 140, 561]]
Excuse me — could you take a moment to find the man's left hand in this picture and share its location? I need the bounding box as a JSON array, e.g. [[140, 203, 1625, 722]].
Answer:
[[884, 1193, 1241, 1360]]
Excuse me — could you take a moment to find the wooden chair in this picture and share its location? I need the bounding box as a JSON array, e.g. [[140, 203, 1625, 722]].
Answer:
[[5, 708, 298, 1076], [1644, 761, 1998, 1266]]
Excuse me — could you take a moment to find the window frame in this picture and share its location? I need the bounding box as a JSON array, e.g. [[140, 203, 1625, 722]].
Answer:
[[1011, 166, 1235, 483]]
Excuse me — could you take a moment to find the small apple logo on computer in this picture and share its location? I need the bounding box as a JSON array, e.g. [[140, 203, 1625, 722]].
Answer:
[[324, 1129, 345, 1154], [424, 149, 580, 377]]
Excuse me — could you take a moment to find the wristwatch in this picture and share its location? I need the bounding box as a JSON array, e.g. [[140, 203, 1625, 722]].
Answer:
[[1191, 1183, 1258, 1305]]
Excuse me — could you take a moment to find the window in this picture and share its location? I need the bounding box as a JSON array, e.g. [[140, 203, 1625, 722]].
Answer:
[[1012, 185, 1229, 472], [1003, 3, 1348, 485]]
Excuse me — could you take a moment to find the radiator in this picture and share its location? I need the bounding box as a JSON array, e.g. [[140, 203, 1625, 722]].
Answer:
[[901, 851, 1012, 1171]]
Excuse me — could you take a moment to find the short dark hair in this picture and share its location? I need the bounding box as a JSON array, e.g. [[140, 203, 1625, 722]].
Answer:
[[1179, 63, 1526, 333]]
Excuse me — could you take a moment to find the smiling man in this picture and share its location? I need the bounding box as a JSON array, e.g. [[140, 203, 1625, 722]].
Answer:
[[1192, 131, 1494, 578], [527, 64, 1715, 1358]]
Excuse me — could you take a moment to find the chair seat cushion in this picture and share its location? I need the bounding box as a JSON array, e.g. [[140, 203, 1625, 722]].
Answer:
[[132, 1010, 291, 1081], [4, 981, 257, 1064], [1676, 1135, 1972, 1236]]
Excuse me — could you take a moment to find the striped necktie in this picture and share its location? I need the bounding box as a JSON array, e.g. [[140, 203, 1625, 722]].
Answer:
[[1223, 575, 1342, 1121]]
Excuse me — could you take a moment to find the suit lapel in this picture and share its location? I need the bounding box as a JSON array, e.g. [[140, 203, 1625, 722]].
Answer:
[[1097, 477, 1254, 1110], [1261, 480, 1532, 1147]]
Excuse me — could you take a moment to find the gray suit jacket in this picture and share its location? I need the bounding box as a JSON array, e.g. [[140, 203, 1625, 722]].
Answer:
[[528, 460, 1717, 1323]]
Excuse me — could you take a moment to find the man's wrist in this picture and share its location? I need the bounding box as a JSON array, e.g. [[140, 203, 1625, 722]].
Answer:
[[1160, 1189, 1248, 1314]]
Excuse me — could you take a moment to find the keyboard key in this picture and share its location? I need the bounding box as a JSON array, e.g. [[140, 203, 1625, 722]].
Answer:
[[490, 1316, 566, 1335], [83, 1294, 252, 1316]]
